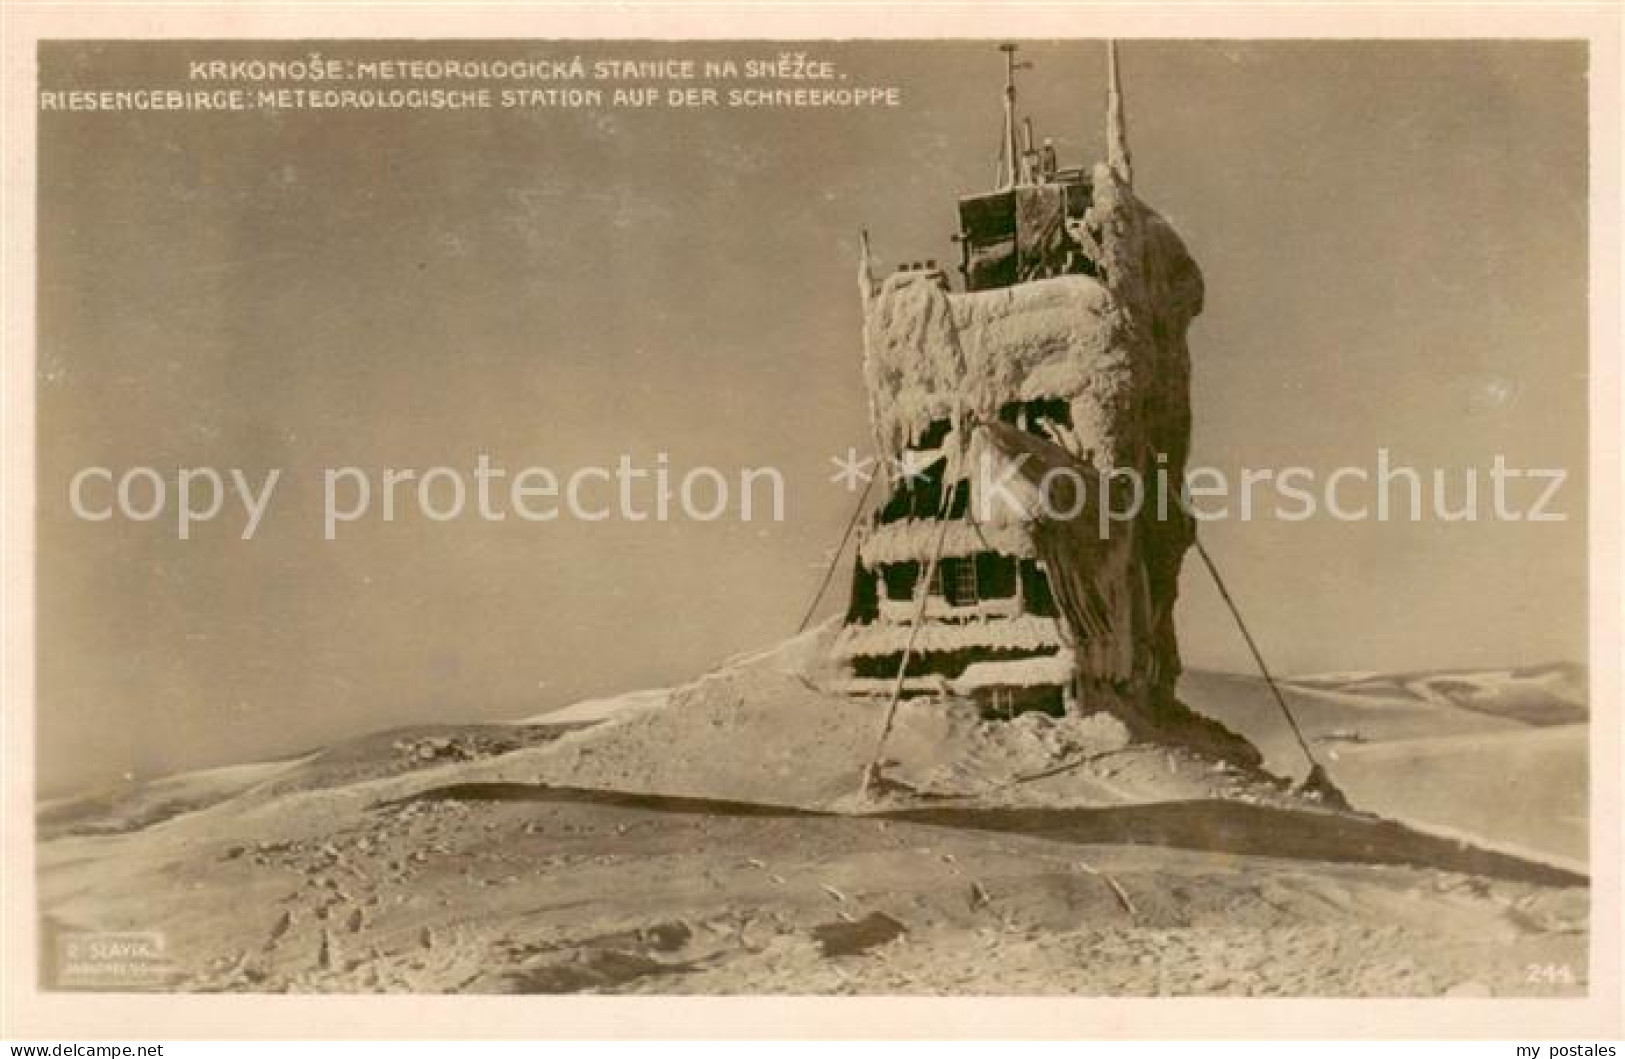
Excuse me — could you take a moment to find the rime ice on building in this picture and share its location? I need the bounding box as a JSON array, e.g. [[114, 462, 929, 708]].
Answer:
[[833, 43, 1220, 746]]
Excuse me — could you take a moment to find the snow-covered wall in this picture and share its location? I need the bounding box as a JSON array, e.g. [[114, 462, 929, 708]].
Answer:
[[862, 271, 1119, 465], [855, 160, 1205, 731]]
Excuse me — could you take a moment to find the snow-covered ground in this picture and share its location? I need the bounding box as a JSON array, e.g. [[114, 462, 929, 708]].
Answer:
[[34, 636, 1589, 996]]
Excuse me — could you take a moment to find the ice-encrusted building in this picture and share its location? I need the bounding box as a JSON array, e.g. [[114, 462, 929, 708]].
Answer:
[[830, 44, 1207, 735]]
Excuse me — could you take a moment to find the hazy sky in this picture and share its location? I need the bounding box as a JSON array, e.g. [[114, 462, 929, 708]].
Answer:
[[37, 40, 1588, 794]]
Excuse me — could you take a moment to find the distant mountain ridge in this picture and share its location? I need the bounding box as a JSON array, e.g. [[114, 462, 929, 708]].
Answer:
[[1277, 661, 1586, 727]]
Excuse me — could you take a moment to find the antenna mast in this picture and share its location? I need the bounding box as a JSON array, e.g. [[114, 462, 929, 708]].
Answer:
[[998, 43, 1031, 189], [1106, 39, 1132, 187]]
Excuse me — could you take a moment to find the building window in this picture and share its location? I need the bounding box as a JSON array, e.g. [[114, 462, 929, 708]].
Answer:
[[975, 553, 1018, 599], [945, 558, 979, 607], [915, 418, 952, 449], [910, 462, 945, 519], [985, 687, 1015, 720], [1025, 397, 1073, 436], [846, 564, 879, 624], [882, 561, 919, 600], [976, 684, 1066, 721], [1021, 560, 1057, 616]]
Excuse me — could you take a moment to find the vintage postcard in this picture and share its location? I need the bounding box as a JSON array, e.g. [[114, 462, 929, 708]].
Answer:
[[2, 1, 1620, 1042]]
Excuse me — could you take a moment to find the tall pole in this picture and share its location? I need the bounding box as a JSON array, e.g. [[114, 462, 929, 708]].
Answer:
[[857, 228, 875, 315], [1021, 117, 1035, 184], [1106, 40, 1132, 188], [1000, 43, 1021, 188]]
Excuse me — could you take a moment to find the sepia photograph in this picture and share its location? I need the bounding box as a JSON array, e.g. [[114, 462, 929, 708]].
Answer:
[[2, 1, 1621, 1045]]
